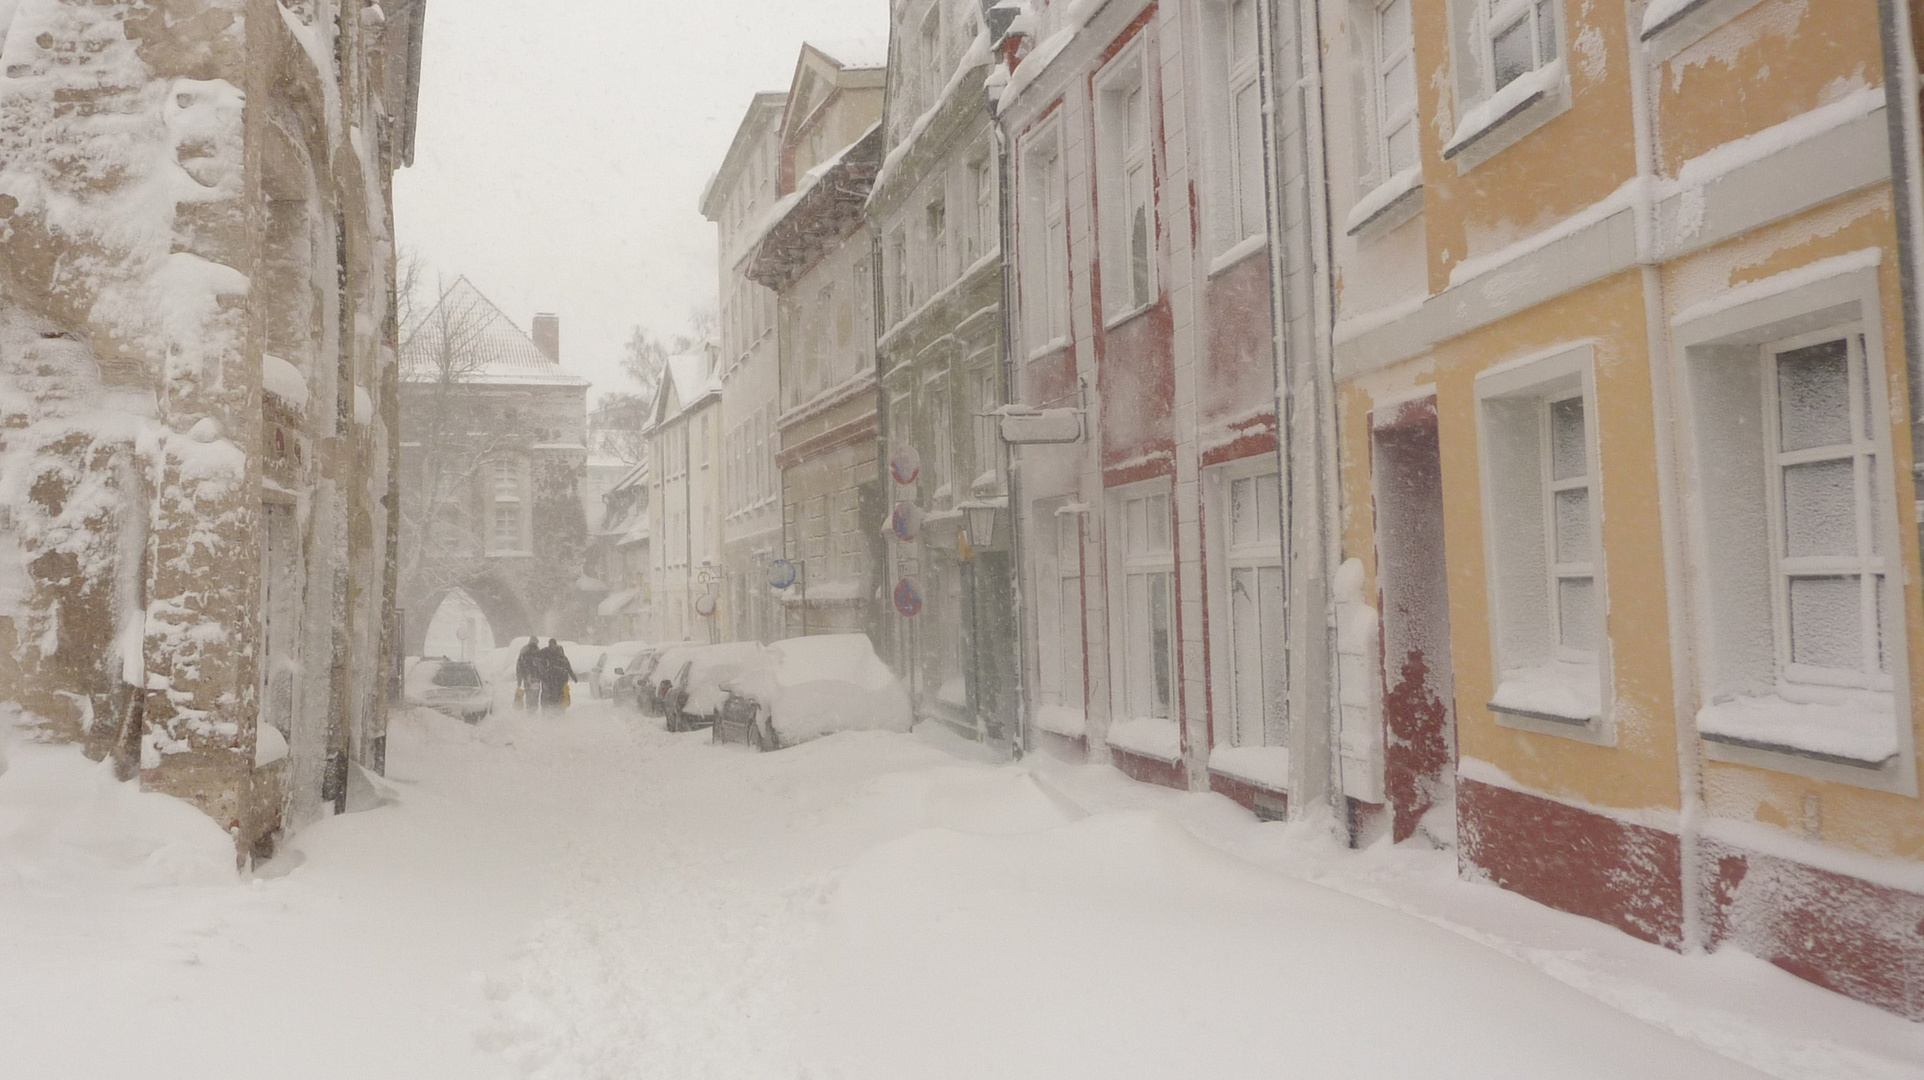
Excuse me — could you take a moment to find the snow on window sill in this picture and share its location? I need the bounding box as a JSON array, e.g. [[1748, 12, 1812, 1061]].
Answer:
[[1026, 336, 1071, 362], [1697, 689, 1901, 769], [1033, 704, 1087, 738], [1208, 744, 1290, 792], [1106, 716, 1182, 763], [1344, 165, 1424, 238], [1103, 300, 1157, 333], [1441, 60, 1567, 169], [1640, 0, 1763, 61], [1489, 659, 1600, 726], [1207, 233, 1268, 278]]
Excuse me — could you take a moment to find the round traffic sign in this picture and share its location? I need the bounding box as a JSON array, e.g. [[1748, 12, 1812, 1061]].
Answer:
[[767, 558, 797, 590], [890, 502, 924, 542], [889, 445, 922, 486], [892, 577, 923, 618]]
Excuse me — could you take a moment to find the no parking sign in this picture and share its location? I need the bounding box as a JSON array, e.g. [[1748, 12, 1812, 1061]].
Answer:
[[889, 445, 921, 486], [892, 577, 923, 618]]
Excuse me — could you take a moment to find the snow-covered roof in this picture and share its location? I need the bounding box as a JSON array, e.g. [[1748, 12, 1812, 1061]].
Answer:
[[809, 36, 889, 70], [650, 348, 721, 429], [746, 122, 883, 290], [700, 91, 787, 220], [400, 277, 590, 388]]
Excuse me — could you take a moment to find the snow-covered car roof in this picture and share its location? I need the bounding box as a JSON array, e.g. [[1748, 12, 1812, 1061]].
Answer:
[[724, 634, 910, 743], [660, 642, 772, 716]]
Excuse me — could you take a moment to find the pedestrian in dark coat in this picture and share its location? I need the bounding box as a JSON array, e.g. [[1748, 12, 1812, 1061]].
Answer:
[[515, 638, 542, 711], [539, 638, 573, 712]]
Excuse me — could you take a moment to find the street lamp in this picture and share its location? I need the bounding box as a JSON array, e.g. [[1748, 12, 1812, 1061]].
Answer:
[[962, 501, 1000, 548]]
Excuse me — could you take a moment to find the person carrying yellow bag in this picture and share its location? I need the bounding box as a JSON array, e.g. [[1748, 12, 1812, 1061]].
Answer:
[[537, 638, 573, 713]]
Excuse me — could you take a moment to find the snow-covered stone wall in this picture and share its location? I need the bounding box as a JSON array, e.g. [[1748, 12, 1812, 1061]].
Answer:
[[0, 0, 421, 859]]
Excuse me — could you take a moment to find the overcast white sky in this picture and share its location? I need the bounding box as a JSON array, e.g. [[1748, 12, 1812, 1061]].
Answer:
[[393, 0, 890, 405]]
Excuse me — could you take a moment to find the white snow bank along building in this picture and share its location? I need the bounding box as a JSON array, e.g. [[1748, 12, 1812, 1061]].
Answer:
[[398, 279, 593, 655], [0, 0, 426, 858]]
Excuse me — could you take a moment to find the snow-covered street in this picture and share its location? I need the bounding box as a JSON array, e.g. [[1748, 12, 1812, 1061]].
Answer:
[[3, 698, 1919, 1079]]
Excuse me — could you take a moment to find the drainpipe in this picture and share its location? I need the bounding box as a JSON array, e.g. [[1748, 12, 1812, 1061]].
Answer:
[[1877, 0, 1924, 585], [1259, 0, 1342, 822], [989, 63, 1030, 760], [1626, 0, 1703, 951]]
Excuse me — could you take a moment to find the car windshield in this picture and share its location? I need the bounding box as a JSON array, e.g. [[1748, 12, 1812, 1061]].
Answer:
[[431, 664, 481, 688]]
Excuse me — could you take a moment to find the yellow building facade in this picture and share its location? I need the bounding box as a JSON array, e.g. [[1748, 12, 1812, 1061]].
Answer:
[[1326, 0, 1924, 1015]]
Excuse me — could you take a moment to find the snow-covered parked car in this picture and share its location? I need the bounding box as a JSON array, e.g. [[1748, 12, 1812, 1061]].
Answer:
[[657, 642, 769, 732], [404, 658, 492, 723], [584, 640, 648, 699], [620, 641, 702, 713], [715, 634, 911, 751]]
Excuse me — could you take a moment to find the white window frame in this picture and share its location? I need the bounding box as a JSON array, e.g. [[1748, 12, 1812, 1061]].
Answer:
[[972, 155, 996, 265], [920, 4, 943, 112], [1019, 121, 1069, 355], [1474, 342, 1613, 744], [966, 360, 998, 490], [488, 456, 527, 555], [1222, 0, 1266, 250], [1763, 329, 1888, 690], [924, 372, 952, 500], [1205, 460, 1287, 750], [1095, 43, 1157, 322], [1037, 501, 1086, 709], [1439, 0, 1568, 170], [1374, 0, 1418, 180], [888, 229, 909, 326], [1483, 0, 1559, 94], [1108, 483, 1178, 723], [926, 193, 948, 299], [1674, 261, 1914, 792], [491, 503, 522, 554]]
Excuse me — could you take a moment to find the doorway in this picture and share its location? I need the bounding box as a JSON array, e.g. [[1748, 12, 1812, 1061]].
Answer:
[[1371, 398, 1457, 845]]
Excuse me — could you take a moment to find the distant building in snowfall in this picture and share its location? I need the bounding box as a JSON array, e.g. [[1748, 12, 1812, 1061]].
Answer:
[[703, 90, 789, 645], [0, 0, 425, 858], [586, 458, 651, 643], [582, 398, 651, 642], [745, 43, 889, 648], [645, 347, 726, 644], [398, 279, 593, 657]]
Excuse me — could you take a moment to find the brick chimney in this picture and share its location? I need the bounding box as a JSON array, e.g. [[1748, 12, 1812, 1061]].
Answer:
[[532, 313, 560, 363]]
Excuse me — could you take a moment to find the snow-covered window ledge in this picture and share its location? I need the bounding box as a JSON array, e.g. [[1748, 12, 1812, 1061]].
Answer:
[[1032, 704, 1088, 740], [1697, 692, 1901, 771], [1639, 0, 1765, 65], [1106, 716, 1183, 763], [1488, 659, 1603, 733], [1102, 299, 1157, 333], [1440, 60, 1569, 174], [1207, 744, 1290, 794], [1026, 336, 1071, 362], [1344, 165, 1424, 241], [1207, 233, 1269, 279]]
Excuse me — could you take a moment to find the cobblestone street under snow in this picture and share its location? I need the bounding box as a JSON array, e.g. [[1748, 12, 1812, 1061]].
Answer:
[[4, 700, 1919, 1079]]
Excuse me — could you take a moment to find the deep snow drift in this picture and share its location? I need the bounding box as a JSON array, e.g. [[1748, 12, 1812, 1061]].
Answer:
[[0, 700, 1917, 1079]]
